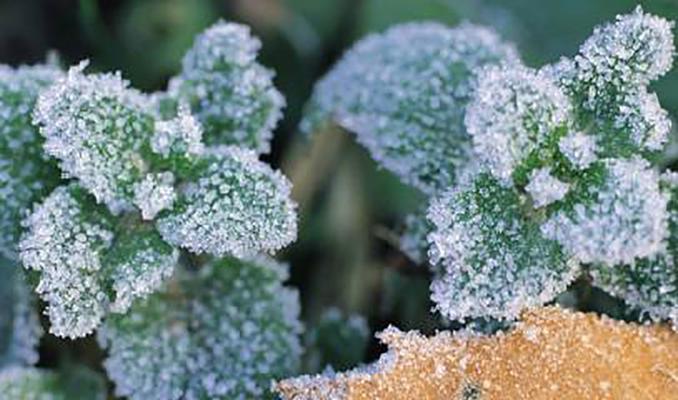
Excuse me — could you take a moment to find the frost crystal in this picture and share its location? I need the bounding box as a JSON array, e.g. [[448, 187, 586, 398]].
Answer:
[[171, 21, 284, 153], [427, 174, 578, 321], [525, 167, 569, 208], [99, 256, 303, 400], [558, 131, 597, 169], [133, 172, 177, 220], [303, 22, 518, 194], [33, 61, 154, 212], [0, 260, 42, 368], [0, 366, 106, 400], [157, 146, 297, 257], [151, 103, 204, 159], [0, 63, 62, 258], [542, 158, 668, 266], [19, 185, 114, 338], [613, 88, 671, 151], [465, 66, 571, 182]]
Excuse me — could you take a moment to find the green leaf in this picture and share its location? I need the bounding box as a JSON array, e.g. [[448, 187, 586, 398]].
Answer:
[[99, 256, 303, 400], [0, 63, 62, 258], [427, 174, 578, 321], [0, 259, 41, 368], [157, 146, 297, 257], [170, 21, 284, 153], [0, 366, 106, 400], [302, 22, 518, 194]]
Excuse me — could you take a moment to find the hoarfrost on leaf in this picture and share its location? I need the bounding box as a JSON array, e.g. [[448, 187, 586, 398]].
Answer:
[[0, 259, 42, 368], [151, 102, 204, 160], [133, 172, 177, 220], [0, 366, 106, 400], [170, 21, 284, 153], [525, 167, 569, 208], [465, 65, 571, 183], [156, 146, 297, 258], [33, 61, 154, 212], [99, 256, 303, 400], [0, 63, 62, 258], [19, 184, 115, 338], [558, 131, 597, 169], [542, 158, 668, 266], [427, 174, 578, 321], [303, 22, 519, 194]]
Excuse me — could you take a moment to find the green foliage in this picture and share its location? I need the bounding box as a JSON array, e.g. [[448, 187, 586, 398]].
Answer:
[[99, 256, 302, 400], [0, 367, 106, 400], [305, 308, 369, 372]]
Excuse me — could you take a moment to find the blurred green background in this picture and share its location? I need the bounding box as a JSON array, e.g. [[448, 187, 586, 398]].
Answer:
[[1, 0, 677, 373]]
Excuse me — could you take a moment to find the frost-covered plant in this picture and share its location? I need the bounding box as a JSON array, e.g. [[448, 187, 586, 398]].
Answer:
[[305, 7, 677, 327], [0, 20, 302, 399]]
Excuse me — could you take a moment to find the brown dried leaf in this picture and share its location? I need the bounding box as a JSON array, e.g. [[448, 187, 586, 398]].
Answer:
[[276, 306, 678, 400]]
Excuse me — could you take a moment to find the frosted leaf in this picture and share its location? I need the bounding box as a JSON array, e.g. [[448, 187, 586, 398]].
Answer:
[[307, 308, 370, 371], [558, 131, 597, 169], [171, 21, 284, 153], [0, 260, 42, 368], [33, 61, 154, 212], [576, 6, 674, 88], [151, 102, 204, 159], [99, 256, 303, 400], [525, 167, 569, 208], [19, 184, 115, 338], [0, 63, 62, 258], [542, 158, 668, 266], [591, 255, 677, 327], [0, 366, 106, 400], [427, 174, 578, 321], [398, 209, 432, 265], [156, 146, 297, 257], [103, 227, 178, 314], [465, 65, 571, 182], [133, 172, 177, 220], [613, 88, 671, 151], [303, 22, 518, 194]]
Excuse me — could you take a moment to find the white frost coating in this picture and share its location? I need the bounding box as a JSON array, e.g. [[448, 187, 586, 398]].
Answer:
[[99, 257, 303, 400], [151, 103, 204, 157], [525, 168, 569, 208], [427, 175, 578, 321], [0, 262, 42, 368], [0, 63, 62, 259], [304, 21, 519, 194], [19, 185, 114, 338], [133, 172, 177, 220], [542, 158, 669, 266], [558, 131, 597, 169], [157, 146, 297, 257], [109, 248, 178, 313], [576, 6, 674, 88], [614, 88, 671, 151], [33, 61, 153, 212], [466, 65, 571, 182], [173, 21, 284, 153]]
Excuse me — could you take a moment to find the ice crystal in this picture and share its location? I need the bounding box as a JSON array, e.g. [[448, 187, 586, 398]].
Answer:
[[0, 260, 42, 368], [99, 256, 303, 400], [542, 158, 668, 266], [427, 174, 578, 321], [303, 22, 518, 194], [524, 167, 569, 208], [0, 63, 62, 258], [558, 131, 597, 169], [133, 172, 177, 220], [0, 366, 106, 400], [157, 146, 297, 257], [34, 61, 154, 212], [465, 65, 571, 183], [170, 21, 284, 153], [19, 185, 180, 337]]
